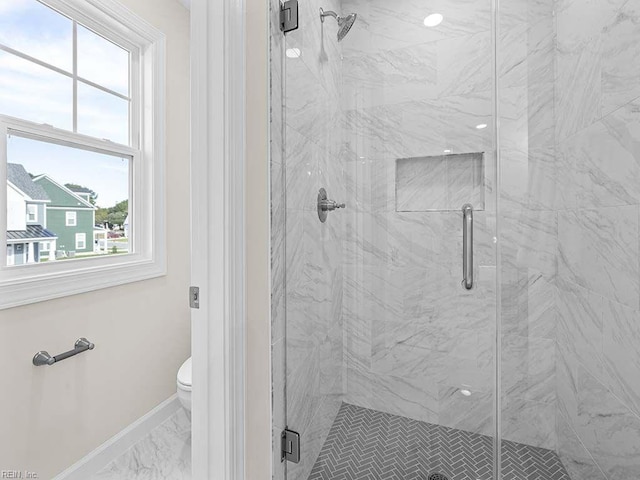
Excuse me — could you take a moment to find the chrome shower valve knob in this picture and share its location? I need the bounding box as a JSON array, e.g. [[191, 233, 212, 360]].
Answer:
[[317, 188, 345, 223], [320, 199, 345, 211]]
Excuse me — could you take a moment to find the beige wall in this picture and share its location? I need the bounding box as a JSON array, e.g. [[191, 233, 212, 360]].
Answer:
[[245, 0, 271, 478], [0, 1, 190, 478]]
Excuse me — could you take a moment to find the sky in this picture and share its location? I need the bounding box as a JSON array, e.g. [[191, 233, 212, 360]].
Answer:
[[0, 0, 131, 208]]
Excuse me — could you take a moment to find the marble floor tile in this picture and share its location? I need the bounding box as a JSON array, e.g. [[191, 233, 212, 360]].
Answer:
[[91, 409, 191, 480]]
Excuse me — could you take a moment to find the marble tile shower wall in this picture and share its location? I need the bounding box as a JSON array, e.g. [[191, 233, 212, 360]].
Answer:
[[273, 0, 348, 479], [340, 0, 499, 439], [554, 0, 640, 478]]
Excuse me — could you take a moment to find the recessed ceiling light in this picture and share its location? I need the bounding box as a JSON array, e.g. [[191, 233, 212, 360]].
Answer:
[[423, 13, 444, 27], [460, 389, 472, 397], [444, 149, 452, 153], [476, 123, 488, 129], [286, 48, 301, 58]]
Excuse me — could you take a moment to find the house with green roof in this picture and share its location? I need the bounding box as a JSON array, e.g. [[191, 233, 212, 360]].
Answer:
[[6, 163, 58, 265], [33, 175, 97, 257]]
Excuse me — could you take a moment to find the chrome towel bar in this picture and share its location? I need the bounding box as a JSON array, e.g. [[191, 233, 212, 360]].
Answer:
[[33, 338, 95, 366], [462, 204, 474, 290]]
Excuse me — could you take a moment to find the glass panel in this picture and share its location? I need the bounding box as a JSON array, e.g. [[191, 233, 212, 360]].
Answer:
[[0, 49, 72, 129], [273, 0, 498, 479], [77, 81, 129, 145], [0, 0, 73, 72], [498, 0, 640, 479], [77, 24, 129, 96], [6, 133, 131, 265]]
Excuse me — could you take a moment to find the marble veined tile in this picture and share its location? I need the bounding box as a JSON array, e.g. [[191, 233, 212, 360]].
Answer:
[[396, 156, 448, 211], [501, 271, 556, 340], [557, 413, 607, 480], [438, 385, 494, 437], [447, 152, 485, 210], [285, 0, 343, 101], [560, 100, 640, 209], [436, 31, 492, 97], [556, 0, 626, 52], [285, 57, 339, 150], [501, 334, 556, 404], [501, 397, 557, 450], [558, 205, 639, 308], [287, 392, 342, 480], [602, 298, 640, 418], [499, 0, 554, 29], [573, 365, 640, 479], [602, 1, 640, 116], [556, 277, 606, 386], [342, 42, 437, 109], [343, 92, 492, 161], [91, 409, 191, 480], [341, 0, 491, 55], [555, 37, 602, 142]]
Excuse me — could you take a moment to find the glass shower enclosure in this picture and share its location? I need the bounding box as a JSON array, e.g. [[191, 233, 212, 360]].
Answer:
[[271, 0, 640, 479]]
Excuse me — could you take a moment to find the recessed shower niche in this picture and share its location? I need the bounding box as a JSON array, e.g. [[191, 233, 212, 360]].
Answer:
[[396, 152, 485, 212]]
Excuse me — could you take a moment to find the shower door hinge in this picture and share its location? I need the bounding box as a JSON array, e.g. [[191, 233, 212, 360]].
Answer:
[[189, 286, 200, 309], [280, 0, 299, 33], [281, 428, 301, 463]]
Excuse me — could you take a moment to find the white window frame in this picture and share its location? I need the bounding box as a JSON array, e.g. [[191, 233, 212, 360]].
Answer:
[[0, 0, 166, 310], [26, 204, 37, 223], [65, 210, 77, 227], [75, 232, 86, 250]]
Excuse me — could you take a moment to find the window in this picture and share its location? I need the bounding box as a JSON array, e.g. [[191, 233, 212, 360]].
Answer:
[[65, 211, 77, 227], [26, 204, 37, 222], [0, 0, 166, 309], [75, 233, 86, 250]]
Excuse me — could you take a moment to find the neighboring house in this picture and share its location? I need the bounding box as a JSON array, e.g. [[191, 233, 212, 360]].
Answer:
[[33, 175, 97, 256], [67, 185, 92, 201], [123, 215, 129, 238], [6, 163, 57, 265]]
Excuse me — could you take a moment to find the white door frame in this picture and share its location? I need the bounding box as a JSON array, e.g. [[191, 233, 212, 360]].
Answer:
[[190, 0, 246, 479]]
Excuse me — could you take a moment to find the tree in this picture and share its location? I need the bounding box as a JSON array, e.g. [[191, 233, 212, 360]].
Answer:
[[97, 200, 129, 228], [65, 183, 98, 205]]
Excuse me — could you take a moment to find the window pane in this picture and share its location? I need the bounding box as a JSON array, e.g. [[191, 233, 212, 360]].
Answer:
[[6, 134, 131, 265], [0, 0, 72, 72], [77, 24, 129, 96], [77, 81, 129, 145], [0, 50, 72, 129]]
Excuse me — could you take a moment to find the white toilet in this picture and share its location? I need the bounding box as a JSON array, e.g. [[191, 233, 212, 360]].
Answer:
[[177, 357, 192, 412]]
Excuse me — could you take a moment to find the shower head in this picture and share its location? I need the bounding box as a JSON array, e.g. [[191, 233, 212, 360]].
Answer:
[[320, 7, 357, 42]]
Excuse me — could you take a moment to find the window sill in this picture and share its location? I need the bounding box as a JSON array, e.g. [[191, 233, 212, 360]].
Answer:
[[0, 254, 166, 309]]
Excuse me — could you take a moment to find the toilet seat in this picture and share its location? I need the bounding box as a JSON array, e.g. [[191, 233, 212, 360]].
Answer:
[[177, 357, 192, 391]]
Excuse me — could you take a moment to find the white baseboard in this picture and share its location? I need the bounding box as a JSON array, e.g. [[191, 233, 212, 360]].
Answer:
[[53, 394, 182, 480]]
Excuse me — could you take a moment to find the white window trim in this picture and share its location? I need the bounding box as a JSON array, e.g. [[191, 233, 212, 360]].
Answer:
[[75, 232, 86, 250], [27, 204, 37, 223], [0, 0, 166, 310], [65, 211, 77, 227]]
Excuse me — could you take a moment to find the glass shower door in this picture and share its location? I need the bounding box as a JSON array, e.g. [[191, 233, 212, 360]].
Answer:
[[273, 0, 499, 479]]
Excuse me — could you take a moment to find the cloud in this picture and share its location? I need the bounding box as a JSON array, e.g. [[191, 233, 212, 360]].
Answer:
[[0, 2, 132, 143], [0, 0, 30, 16]]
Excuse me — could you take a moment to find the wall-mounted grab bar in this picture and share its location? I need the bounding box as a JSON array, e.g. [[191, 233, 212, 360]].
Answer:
[[462, 204, 473, 290], [33, 338, 95, 366]]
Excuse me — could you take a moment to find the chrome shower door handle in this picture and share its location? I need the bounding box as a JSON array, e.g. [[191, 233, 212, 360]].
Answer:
[[462, 204, 473, 290]]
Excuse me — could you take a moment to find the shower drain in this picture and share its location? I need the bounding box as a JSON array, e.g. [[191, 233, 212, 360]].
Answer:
[[428, 474, 449, 480]]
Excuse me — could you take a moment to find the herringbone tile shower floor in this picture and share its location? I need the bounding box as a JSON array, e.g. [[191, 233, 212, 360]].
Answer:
[[308, 403, 571, 480]]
